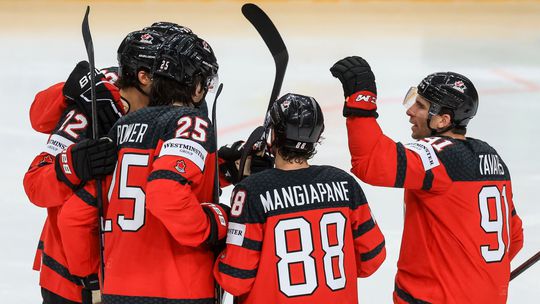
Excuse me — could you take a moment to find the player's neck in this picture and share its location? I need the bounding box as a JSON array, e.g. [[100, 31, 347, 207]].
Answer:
[[439, 130, 466, 140], [275, 154, 309, 171], [120, 87, 149, 113]]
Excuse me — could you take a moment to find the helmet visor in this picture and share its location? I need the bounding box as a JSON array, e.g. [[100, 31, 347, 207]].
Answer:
[[206, 74, 219, 93], [403, 86, 418, 109]]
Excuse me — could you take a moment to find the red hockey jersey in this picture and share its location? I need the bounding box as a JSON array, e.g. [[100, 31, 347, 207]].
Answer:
[[59, 105, 223, 303], [214, 165, 386, 304], [346, 116, 524, 304]]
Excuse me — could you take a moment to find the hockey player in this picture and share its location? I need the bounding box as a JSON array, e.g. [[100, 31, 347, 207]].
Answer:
[[58, 31, 229, 304], [214, 93, 386, 304], [23, 25, 174, 304], [330, 56, 524, 303]]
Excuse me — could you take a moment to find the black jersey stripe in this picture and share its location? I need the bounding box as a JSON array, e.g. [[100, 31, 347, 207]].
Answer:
[[395, 283, 431, 304], [512, 208, 517, 216], [353, 218, 375, 239], [75, 188, 97, 207], [102, 294, 214, 304], [395, 143, 407, 188], [360, 240, 385, 261], [422, 169, 434, 191], [243, 237, 263, 251], [218, 261, 257, 279], [42, 253, 82, 286], [38, 240, 44, 250], [148, 170, 189, 185]]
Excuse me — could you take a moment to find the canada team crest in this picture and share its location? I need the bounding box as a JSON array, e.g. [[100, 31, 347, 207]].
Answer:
[[175, 160, 186, 173], [452, 81, 466, 93], [139, 33, 154, 44]]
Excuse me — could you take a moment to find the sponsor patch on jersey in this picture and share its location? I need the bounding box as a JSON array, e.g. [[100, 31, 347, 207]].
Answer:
[[404, 140, 440, 171], [226, 222, 246, 246], [43, 134, 75, 156], [159, 138, 207, 171]]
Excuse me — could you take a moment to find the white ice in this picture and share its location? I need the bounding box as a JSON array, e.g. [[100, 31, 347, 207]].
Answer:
[[0, 1, 538, 303]]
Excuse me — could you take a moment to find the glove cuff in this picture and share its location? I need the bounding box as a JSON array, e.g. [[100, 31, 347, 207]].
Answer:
[[344, 91, 379, 118], [55, 146, 82, 189], [201, 202, 229, 247], [343, 106, 379, 118]]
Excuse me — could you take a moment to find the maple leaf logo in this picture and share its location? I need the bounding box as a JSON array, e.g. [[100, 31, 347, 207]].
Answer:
[[175, 160, 186, 173]]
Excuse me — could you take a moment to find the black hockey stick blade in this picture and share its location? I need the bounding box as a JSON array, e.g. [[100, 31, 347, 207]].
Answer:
[[510, 250, 540, 281], [237, 126, 265, 182], [242, 3, 289, 113], [82, 6, 98, 139], [212, 83, 224, 206]]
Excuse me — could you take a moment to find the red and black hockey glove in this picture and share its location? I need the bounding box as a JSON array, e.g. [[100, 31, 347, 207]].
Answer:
[[63, 61, 124, 137], [218, 140, 245, 185], [201, 202, 230, 248], [55, 138, 117, 189], [330, 56, 378, 118]]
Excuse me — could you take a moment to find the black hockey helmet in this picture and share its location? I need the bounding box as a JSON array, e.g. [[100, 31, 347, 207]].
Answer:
[[144, 21, 193, 36], [152, 32, 219, 91], [265, 93, 325, 152], [417, 72, 479, 129], [117, 29, 168, 80]]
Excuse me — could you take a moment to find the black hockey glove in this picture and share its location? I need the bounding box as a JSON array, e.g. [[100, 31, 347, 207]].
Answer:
[[218, 140, 245, 185], [201, 202, 230, 248], [251, 151, 274, 175], [330, 56, 378, 118], [76, 274, 100, 304], [55, 137, 117, 189], [63, 61, 124, 137]]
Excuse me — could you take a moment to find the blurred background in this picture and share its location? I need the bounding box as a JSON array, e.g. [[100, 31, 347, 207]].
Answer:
[[1, 0, 539, 302]]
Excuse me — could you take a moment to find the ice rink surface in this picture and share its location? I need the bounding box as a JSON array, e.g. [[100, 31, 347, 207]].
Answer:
[[1, 0, 539, 302]]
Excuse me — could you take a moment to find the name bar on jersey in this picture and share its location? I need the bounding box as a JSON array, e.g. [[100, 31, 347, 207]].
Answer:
[[259, 181, 349, 213]]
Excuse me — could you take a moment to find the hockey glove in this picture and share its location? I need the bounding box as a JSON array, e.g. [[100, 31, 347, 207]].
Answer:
[[201, 202, 230, 248], [330, 56, 378, 118], [63, 61, 124, 137], [55, 138, 117, 189], [251, 151, 274, 175], [218, 140, 245, 185], [76, 274, 100, 304]]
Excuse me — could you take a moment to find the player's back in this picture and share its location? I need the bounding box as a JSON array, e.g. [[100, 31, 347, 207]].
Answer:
[[218, 165, 385, 304], [102, 105, 217, 303], [397, 137, 523, 304]]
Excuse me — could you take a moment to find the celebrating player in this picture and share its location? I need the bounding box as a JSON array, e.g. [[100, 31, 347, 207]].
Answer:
[[23, 24, 180, 304], [214, 93, 386, 304], [330, 56, 524, 303], [59, 31, 229, 303]]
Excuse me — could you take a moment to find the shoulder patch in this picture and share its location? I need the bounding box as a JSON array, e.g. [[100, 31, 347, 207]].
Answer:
[[43, 134, 75, 156], [159, 138, 207, 171], [404, 140, 440, 171]]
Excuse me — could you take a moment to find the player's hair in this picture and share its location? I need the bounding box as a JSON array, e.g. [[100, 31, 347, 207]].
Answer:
[[149, 74, 203, 106], [274, 137, 321, 163]]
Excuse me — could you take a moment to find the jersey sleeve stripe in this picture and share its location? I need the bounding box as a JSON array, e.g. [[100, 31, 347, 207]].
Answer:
[[394, 143, 407, 188], [42, 252, 82, 286], [218, 261, 258, 279], [395, 283, 431, 304], [75, 188, 97, 207], [38, 240, 44, 250], [360, 240, 385, 261], [422, 169, 434, 191], [148, 170, 189, 185], [242, 237, 263, 251], [353, 218, 375, 238], [512, 208, 516, 216]]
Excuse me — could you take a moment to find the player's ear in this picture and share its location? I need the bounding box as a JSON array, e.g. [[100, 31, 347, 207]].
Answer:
[[137, 70, 152, 86]]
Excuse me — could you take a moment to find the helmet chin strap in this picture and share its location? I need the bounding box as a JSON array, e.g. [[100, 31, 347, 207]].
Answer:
[[120, 96, 131, 114], [135, 84, 149, 97]]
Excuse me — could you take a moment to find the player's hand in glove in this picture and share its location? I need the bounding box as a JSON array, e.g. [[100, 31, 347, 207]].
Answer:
[[63, 61, 125, 136], [330, 56, 378, 118], [201, 202, 230, 248], [251, 151, 274, 175], [218, 140, 244, 185], [55, 138, 117, 189]]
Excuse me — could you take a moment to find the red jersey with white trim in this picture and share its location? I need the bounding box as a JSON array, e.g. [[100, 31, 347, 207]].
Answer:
[[24, 86, 92, 302], [60, 105, 220, 304], [215, 165, 386, 304], [346, 116, 524, 304]]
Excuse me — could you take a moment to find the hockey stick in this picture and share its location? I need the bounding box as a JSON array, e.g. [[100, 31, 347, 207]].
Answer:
[[211, 83, 225, 304], [237, 3, 289, 181], [510, 250, 540, 281], [82, 6, 106, 284]]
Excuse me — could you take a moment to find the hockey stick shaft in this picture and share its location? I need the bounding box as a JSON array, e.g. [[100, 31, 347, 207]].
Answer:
[[238, 3, 288, 181], [510, 250, 540, 281], [82, 6, 106, 284]]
